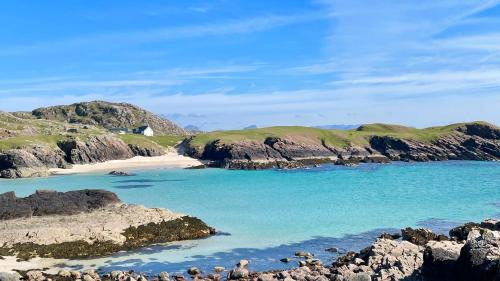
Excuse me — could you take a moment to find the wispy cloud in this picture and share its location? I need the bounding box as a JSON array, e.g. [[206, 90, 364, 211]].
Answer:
[[0, 12, 327, 56]]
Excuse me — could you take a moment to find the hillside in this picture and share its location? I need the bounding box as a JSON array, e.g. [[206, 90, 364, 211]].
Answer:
[[30, 101, 186, 135], [184, 121, 500, 169]]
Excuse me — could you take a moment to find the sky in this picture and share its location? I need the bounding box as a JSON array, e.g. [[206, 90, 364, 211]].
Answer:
[[0, 0, 500, 130]]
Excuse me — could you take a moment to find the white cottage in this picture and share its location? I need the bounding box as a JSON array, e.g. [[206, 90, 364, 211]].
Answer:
[[133, 125, 154, 137]]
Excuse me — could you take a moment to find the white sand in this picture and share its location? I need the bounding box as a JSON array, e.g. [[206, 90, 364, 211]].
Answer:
[[0, 256, 67, 274], [49, 152, 204, 175]]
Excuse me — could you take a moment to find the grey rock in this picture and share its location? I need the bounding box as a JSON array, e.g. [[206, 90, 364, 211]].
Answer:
[[0, 189, 120, 220], [345, 273, 371, 281], [0, 272, 21, 281], [229, 268, 249, 279], [158, 272, 170, 281]]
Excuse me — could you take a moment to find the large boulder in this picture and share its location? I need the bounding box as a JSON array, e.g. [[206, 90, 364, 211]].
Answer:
[[454, 229, 500, 281], [423, 240, 464, 281]]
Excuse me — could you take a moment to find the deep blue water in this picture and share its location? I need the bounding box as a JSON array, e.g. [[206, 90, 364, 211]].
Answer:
[[0, 161, 499, 274]]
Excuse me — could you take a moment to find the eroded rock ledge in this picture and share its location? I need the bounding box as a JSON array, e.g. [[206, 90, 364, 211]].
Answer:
[[0, 190, 214, 260]]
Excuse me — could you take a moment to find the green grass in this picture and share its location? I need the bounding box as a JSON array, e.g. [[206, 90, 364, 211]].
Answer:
[[117, 134, 184, 149], [0, 135, 66, 151], [189, 122, 493, 149]]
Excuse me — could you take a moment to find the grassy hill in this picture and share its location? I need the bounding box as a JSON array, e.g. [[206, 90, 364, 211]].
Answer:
[[31, 101, 186, 135], [188, 121, 494, 149]]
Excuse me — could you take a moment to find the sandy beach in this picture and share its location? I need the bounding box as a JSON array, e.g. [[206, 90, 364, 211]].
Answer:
[[49, 152, 204, 175]]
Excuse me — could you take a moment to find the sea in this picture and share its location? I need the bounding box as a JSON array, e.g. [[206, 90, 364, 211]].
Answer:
[[1, 161, 499, 274]]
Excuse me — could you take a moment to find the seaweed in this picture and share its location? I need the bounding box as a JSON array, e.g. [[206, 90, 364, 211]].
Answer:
[[0, 216, 214, 260]]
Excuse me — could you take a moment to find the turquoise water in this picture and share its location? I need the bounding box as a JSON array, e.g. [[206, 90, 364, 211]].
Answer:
[[1, 161, 499, 273]]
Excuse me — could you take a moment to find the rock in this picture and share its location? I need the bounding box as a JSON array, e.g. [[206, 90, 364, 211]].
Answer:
[[480, 218, 500, 231], [187, 267, 201, 276], [449, 222, 481, 241], [32, 101, 186, 135], [353, 258, 364, 265], [110, 271, 123, 279], [158, 272, 170, 281], [333, 239, 424, 281], [57, 270, 71, 278], [295, 251, 313, 258], [172, 274, 186, 281], [0, 149, 49, 178], [229, 268, 249, 279], [401, 227, 447, 246], [378, 232, 401, 240], [70, 271, 81, 279], [454, 228, 500, 281], [109, 170, 132, 176], [325, 247, 338, 253], [214, 267, 225, 273], [83, 275, 95, 281], [345, 273, 371, 281], [423, 240, 464, 281], [26, 271, 45, 281], [238, 259, 249, 268], [0, 189, 120, 220], [257, 273, 275, 281], [128, 144, 165, 157], [0, 272, 21, 281], [57, 135, 135, 165], [298, 260, 307, 267]]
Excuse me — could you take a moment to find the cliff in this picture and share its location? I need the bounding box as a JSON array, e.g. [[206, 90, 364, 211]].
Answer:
[[184, 122, 500, 169], [0, 135, 165, 178]]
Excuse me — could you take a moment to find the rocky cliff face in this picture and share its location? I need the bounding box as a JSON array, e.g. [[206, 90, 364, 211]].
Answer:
[[0, 135, 167, 178], [31, 101, 186, 135], [184, 123, 500, 169]]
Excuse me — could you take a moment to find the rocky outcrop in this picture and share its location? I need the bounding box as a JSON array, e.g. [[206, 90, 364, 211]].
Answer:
[[0, 190, 214, 260], [128, 144, 165, 157], [185, 137, 388, 170], [185, 123, 500, 169], [0, 135, 167, 178], [0, 149, 49, 178], [32, 101, 186, 135], [0, 189, 120, 220], [57, 135, 135, 164]]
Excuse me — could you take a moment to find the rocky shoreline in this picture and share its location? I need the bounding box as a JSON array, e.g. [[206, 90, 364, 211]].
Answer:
[[3, 219, 499, 281], [184, 123, 500, 170], [0, 190, 214, 261]]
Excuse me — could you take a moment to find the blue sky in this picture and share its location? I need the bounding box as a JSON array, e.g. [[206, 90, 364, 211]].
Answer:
[[1, 0, 500, 130]]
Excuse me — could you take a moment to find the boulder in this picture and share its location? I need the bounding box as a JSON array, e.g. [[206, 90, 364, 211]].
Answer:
[[423, 240, 463, 281], [454, 229, 500, 281], [401, 227, 447, 246]]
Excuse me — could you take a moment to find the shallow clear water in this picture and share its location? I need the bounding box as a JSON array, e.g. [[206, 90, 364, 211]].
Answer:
[[1, 161, 499, 274]]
